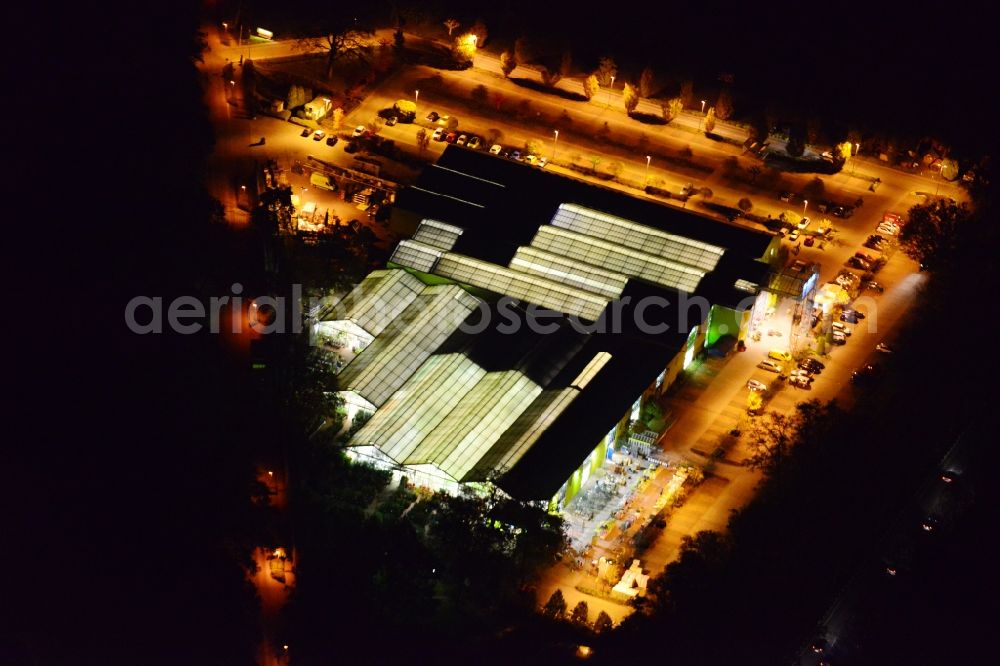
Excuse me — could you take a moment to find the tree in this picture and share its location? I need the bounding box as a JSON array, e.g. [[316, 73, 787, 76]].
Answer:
[[738, 197, 753, 213], [393, 28, 405, 55], [747, 115, 769, 145], [588, 155, 603, 173], [699, 187, 713, 199], [366, 117, 385, 135], [807, 117, 822, 145], [570, 600, 590, 625], [443, 18, 459, 36], [330, 107, 344, 131], [745, 411, 796, 476], [559, 51, 573, 77], [540, 67, 562, 87], [514, 37, 533, 64], [639, 66, 655, 97], [898, 199, 973, 270], [287, 85, 312, 111], [596, 122, 611, 143], [785, 134, 806, 157], [470, 84, 488, 108], [542, 589, 567, 618], [715, 88, 734, 120], [606, 161, 623, 179], [485, 128, 503, 146], [499, 51, 517, 78], [583, 74, 600, 101], [622, 82, 640, 115], [316, 22, 374, 78], [415, 128, 429, 151], [679, 80, 694, 108], [525, 138, 543, 156], [468, 20, 488, 46], [446, 116, 459, 131], [452, 33, 477, 66], [594, 610, 614, 633], [836, 141, 853, 163], [596, 56, 617, 86], [661, 97, 683, 123], [704, 107, 716, 134]]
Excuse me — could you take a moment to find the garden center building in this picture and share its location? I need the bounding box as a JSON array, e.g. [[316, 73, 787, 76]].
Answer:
[[314, 147, 781, 509]]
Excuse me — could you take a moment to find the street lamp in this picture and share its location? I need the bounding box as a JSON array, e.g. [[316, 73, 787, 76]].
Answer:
[[608, 75, 615, 107], [552, 129, 559, 162], [701, 100, 706, 114], [852, 142, 860, 176], [645, 155, 651, 185], [803, 199, 809, 217], [414, 89, 419, 115]]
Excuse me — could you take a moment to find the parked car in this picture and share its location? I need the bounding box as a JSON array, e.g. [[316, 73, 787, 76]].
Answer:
[[432, 128, 446, 141], [840, 311, 859, 324], [343, 141, 359, 153], [797, 216, 811, 230], [832, 321, 852, 336], [426, 111, 440, 122], [768, 349, 793, 363], [467, 136, 482, 150], [843, 308, 865, 319], [875, 342, 893, 353], [524, 154, 538, 165], [489, 144, 502, 154], [326, 135, 338, 146], [510, 149, 523, 161], [538, 157, 549, 168], [779, 191, 794, 202], [801, 358, 825, 370], [865, 281, 884, 293], [789, 374, 812, 388], [313, 130, 325, 141], [300, 127, 313, 137], [352, 125, 366, 138], [454, 134, 467, 146], [804, 236, 815, 247], [855, 251, 877, 263], [789, 229, 800, 241], [445, 132, 458, 143], [832, 205, 854, 218], [832, 330, 847, 344], [758, 360, 784, 373], [747, 379, 768, 392], [848, 257, 871, 270], [385, 115, 398, 126], [799, 359, 823, 374]]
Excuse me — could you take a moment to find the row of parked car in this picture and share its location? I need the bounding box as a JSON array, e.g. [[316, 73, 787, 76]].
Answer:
[[424, 111, 549, 166]]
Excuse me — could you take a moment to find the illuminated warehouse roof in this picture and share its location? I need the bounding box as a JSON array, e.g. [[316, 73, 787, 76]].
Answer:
[[336, 147, 782, 499], [336, 284, 480, 407], [317, 268, 425, 336]]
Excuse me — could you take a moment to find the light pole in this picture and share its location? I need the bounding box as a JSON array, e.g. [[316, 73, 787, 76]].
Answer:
[[700, 100, 706, 114], [803, 199, 809, 217], [552, 129, 559, 162], [644, 155, 651, 185], [607, 75, 615, 107], [699, 100, 706, 130], [414, 89, 419, 116]]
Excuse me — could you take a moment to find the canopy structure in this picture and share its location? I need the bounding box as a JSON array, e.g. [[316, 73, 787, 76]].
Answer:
[[337, 284, 480, 407]]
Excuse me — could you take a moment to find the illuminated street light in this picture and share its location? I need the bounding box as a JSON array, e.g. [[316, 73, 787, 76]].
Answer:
[[607, 75, 615, 107], [414, 89, 419, 114], [701, 100, 706, 114], [645, 155, 651, 184], [552, 129, 559, 162], [803, 199, 809, 217]]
